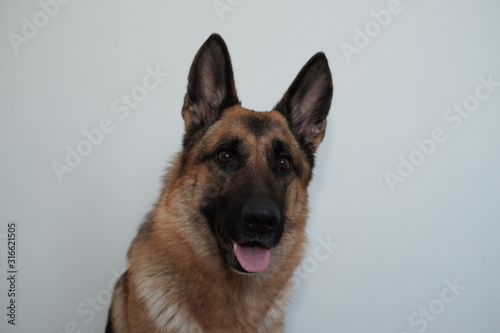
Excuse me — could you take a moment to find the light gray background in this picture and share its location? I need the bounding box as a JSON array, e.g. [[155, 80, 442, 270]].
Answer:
[[1, 0, 499, 332]]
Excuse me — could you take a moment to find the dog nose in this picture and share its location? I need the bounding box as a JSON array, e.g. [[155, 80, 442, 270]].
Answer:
[[241, 202, 281, 234]]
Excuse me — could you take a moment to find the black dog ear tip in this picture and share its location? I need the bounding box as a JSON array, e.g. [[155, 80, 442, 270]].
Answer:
[[199, 34, 230, 55], [208, 33, 222, 39], [205, 33, 225, 45], [312, 53, 331, 69], [312, 53, 332, 84]]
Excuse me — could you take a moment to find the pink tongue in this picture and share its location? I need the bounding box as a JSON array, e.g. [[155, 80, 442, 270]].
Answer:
[[234, 244, 271, 273]]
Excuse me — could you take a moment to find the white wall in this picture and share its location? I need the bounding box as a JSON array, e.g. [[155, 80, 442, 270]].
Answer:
[[1, 0, 499, 332]]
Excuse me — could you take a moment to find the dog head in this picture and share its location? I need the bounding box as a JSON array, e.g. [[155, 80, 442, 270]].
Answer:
[[178, 34, 333, 274]]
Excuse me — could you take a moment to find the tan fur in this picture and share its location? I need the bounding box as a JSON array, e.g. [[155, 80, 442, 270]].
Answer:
[[108, 106, 315, 332]]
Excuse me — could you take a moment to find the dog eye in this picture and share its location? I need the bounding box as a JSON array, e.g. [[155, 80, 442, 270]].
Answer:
[[277, 156, 290, 171], [217, 150, 232, 164]]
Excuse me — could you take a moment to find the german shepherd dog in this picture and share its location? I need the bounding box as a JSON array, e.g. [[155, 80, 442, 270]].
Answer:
[[107, 34, 333, 333]]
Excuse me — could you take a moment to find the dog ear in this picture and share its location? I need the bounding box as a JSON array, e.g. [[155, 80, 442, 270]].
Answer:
[[182, 34, 239, 134], [274, 53, 333, 154]]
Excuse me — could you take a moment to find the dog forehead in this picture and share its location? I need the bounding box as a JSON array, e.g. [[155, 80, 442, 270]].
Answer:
[[218, 106, 290, 138]]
